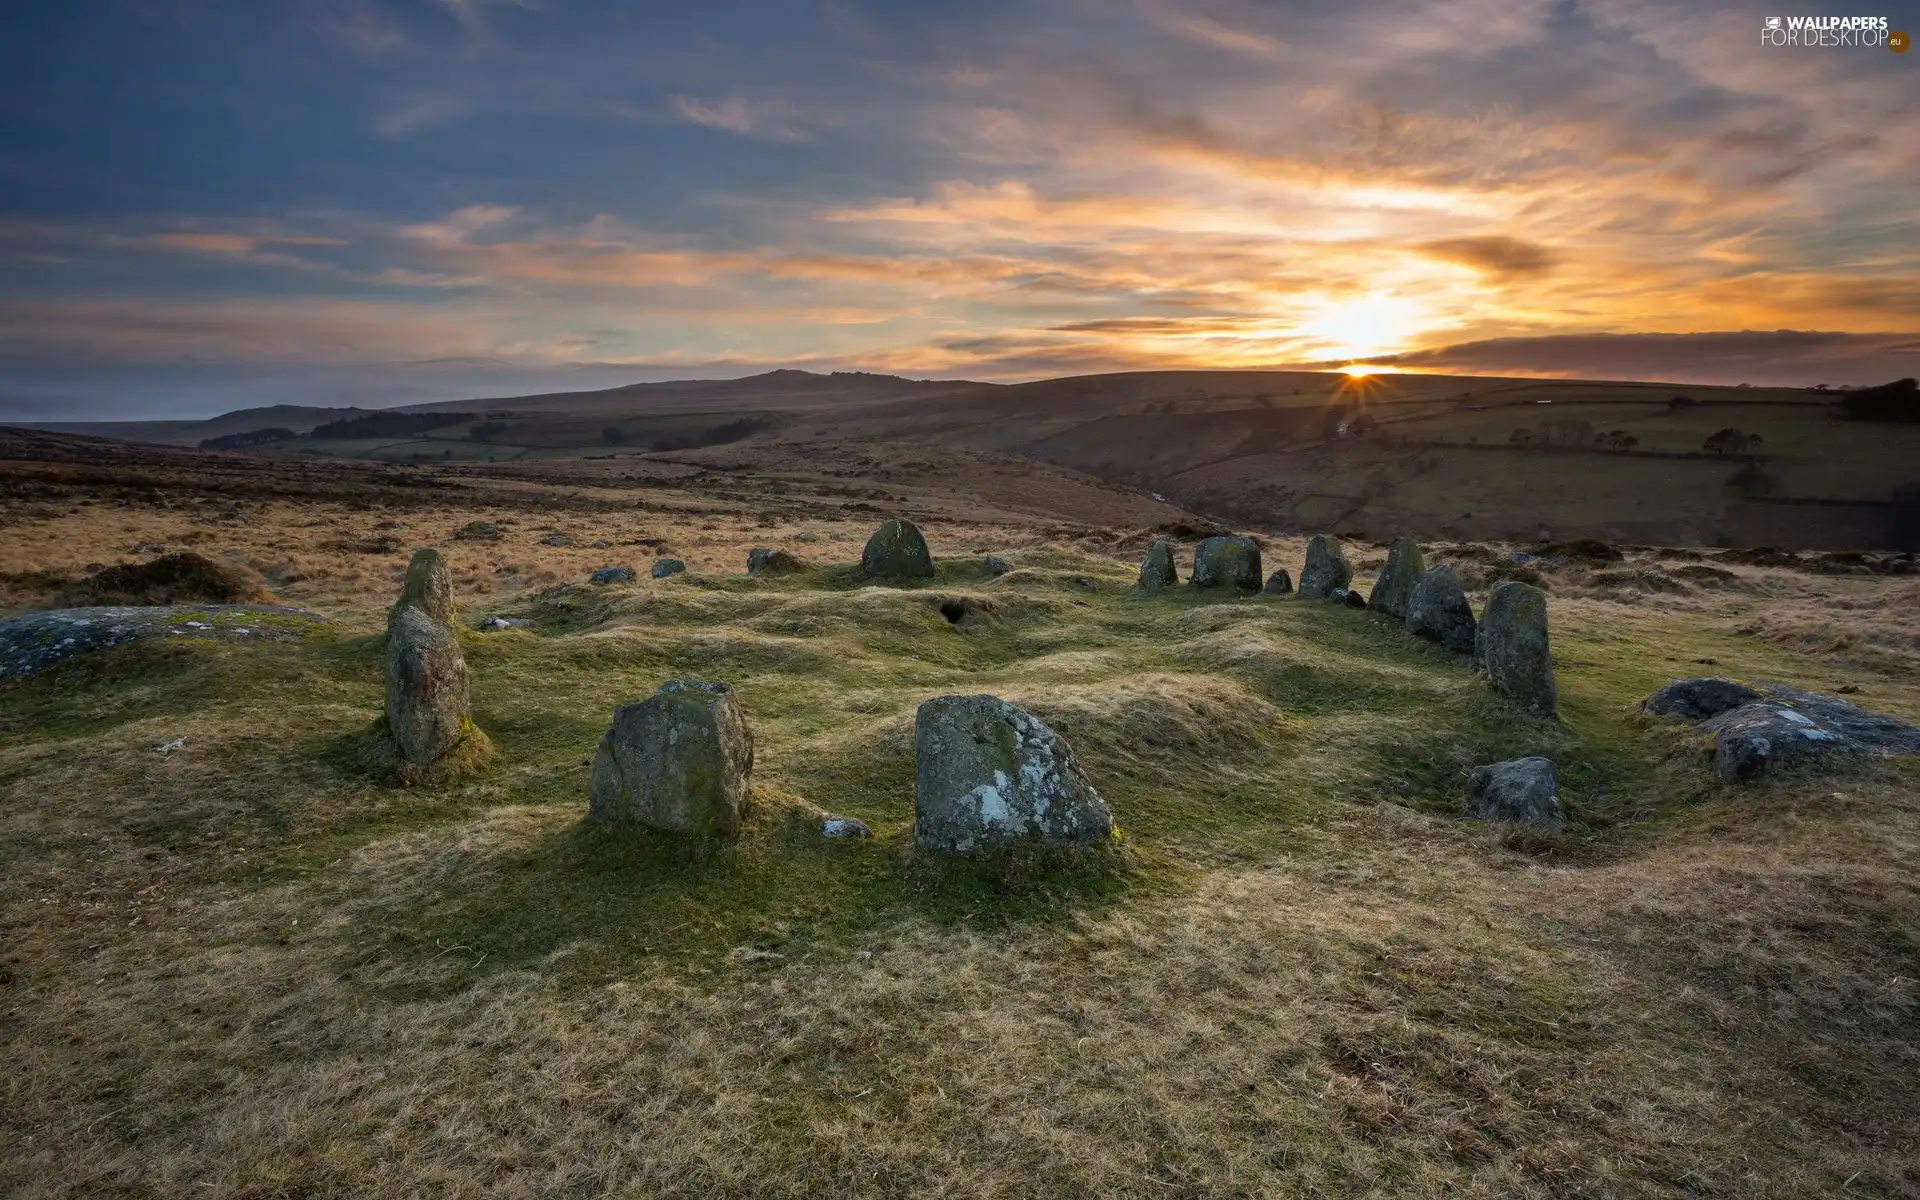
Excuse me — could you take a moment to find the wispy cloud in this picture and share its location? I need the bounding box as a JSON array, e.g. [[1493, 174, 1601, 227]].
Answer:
[[665, 94, 810, 141]]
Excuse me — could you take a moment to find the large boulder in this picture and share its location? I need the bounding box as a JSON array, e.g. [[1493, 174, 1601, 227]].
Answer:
[[1297, 536, 1353, 600], [1406, 565, 1477, 654], [590, 565, 636, 585], [385, 605, 477, 772], [747, 548, 805, 576], [1669, 682, 1920, 782], [391, 548, 454, 628], [650, 558, 687, 579], [1370, 539, 1425, 619], [1139, 539, 1179, 589], [1191, 536, 1262, 590], [1263, 569, 1293, 595], [861, 519, 935, 579], [913, 694, 1113, 855], [1643, 677, 1763, 719], [1466, 758, 1564, 831], [589, 680, 755, 837], [1478, 582, 1556, 715]]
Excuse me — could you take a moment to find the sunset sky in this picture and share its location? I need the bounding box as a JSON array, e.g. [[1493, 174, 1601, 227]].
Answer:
[[2, 0, 1917, 418]]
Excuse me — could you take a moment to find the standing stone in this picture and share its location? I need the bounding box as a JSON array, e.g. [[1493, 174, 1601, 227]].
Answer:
[[1370, 539, 1425, 619], [1407, 565, 1477, 654], [391, 548, 454, 628], [589, 680, 754, 837], [591, 565, 636, 585], [650, 558, 687, 579], [1478, 581, 1556, 715], [984, 555, 1013, 577], [1139, 540, 1179, 589], [1191, 537, 1262, 590], [913, 694, 1113, 855], [861, 519, 935, 579], [1298, 536, 1353, 600], [385, 605, 476, 772], [747, 548, 804, 576], [1263, 569, 1293, 595], [1466, 758, 1564, 831]]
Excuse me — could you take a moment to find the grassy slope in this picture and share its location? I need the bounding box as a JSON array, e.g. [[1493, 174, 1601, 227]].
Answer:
[[3, 544, 1917, 1197]]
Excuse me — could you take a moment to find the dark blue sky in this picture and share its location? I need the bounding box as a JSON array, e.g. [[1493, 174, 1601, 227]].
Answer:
[[3, 0, 1917, 417]]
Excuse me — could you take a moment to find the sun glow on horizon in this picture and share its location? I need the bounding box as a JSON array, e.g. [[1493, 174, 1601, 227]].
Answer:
[[1293, 292, 1431, 360]]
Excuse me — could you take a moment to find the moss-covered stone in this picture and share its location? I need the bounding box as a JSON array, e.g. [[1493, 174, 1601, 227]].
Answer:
[[1191, 536, 1262, 590], [1139, 539, 1179, 589], [1370, 538, 1425, 619], [860, 519, 935, 579], [1298, 535, 1352, 600], [913, 694, 1112, 855], [589, 680, 754, 837], [1478, 581, 1556, 716], [391, 548, 454, 628], [385, 604, 480, 773]]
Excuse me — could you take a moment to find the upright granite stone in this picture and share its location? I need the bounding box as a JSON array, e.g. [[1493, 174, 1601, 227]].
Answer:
[[747, 548, 804, 576], [1298, 536, 1353, 600], [1466, 758, 1564, 831], [1406, 565, 1477, 655], [1370, 539, 1425, 619], [650, 558, 687, 579], [861, 519, 935, 579], [391, 548, 454, 628], [1478, 581, 1556, 715], [913, 694, 1113, 855], [1263, 569, 1293, 595], [589, 680, 754, 837], [385, 605, 476, 772], [1139, 539, 1179, 589], [1191, 536, 1262, 590]]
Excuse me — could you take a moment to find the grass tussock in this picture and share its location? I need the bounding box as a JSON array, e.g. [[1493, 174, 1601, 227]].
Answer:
[[55, 551, 275, 608]]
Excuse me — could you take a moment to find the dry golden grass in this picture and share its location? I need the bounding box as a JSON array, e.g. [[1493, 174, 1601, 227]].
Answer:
[[3, 448, 1918, 1198]]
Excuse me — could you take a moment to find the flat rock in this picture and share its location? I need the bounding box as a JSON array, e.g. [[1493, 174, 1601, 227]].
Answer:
[[1406, 565, 1477, 654], [748, 547, 805, 576], [589, 680, 755, 836], [1466, 757, 1564, 831], [1191, 536, 1261, 590], [1643, 677, 1764, 719], [478, 616, 533, 631], [650, 558, 687, 579], [0, 605, 331, 680], [1298, 535, 1353, 600], [540, 533, 574, 547], [861, 519, 935, 579], [1263, 569, 1293, 595], [385, 605, 477, 771], [1478, 581, 1556, 715], [821, 815, 872, 838], [591, 565, 636, 585], [1695, 684, 1920, 781], [1370, 539, 1425, 619], [1139, 539, 1179, 589], [913, 694, 1113, 855]]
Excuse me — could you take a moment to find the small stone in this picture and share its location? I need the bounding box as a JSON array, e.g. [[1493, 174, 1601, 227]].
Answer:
[[861, 519, 935, 578], [386, 605, 477, 771], [821, 816, 872, 838], [1643, 677, 1764, 719], [588, 539, 611, 549], [455, 521, 502, 541], [747, 547, 805, 576], [1466, 758, 1564, 831], [1191, 536, 1262, 590], [591, 566, 636, 585], [1478, 582, 1556, 715], [589, 681, 754, 837], [913, 694, 1113, 855], [650, 558, 687, 579], [391, 548, 454, 628], [1139, 540, 1179, 589], [1341, 587, 1368, 609], [479, 616, 532, 631], [1298, 535, 1353, 600], [540, 533, 573, 547], [1406, 565, 1477, 654], [1370, 539, 1425, 619], [984, 554, 1013, 577], [1263, 569, 1293, 595]]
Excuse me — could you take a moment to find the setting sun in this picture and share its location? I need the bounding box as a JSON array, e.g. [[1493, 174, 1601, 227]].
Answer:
[[1341, 365, 1377, 378], [1294, 293, 1430, 360]]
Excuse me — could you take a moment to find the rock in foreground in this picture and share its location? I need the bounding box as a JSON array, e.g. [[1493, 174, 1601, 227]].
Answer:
[[1466, 758, 1563, 831], [385, 605, 478, 774], [1478, 581, 1556, 715], [1298, 535, 1352, 600], [861, 519, 935, 579], [1370, 539, 1425, 619], [1405, 565, 1477, 655], [589, 680, 755, 837], [1139, 539, 1179, 589], [914, 694, 1113, 855], [392, 548, 454, 627], [1191, 536, 1262, 590]]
